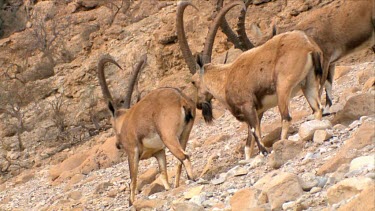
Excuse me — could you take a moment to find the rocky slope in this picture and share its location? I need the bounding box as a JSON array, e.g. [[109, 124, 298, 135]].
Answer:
[[0, 0, 374, 210]]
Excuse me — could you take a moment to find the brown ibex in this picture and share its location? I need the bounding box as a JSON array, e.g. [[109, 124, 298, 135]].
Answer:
[[217, 0, 375, 109], [98, 54, 196, 205], [177, 1, 323, 159]]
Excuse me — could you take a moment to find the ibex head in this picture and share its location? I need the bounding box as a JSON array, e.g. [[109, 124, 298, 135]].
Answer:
[[177, 1, 246, 123]]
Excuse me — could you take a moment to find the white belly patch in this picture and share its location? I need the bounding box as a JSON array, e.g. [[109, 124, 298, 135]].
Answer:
[[142, 133, 165, 150]]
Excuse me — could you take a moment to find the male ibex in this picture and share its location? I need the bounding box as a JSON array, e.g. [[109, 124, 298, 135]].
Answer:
[[98, 55, 196, 205], [217, 0, 375, 109], [177, 1, 323, 159]]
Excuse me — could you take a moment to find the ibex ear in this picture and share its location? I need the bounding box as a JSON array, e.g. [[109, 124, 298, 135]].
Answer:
[[195, 53, 205, 75]]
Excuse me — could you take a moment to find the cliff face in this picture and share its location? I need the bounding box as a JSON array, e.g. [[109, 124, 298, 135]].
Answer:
[[0, 0, 374, 210]]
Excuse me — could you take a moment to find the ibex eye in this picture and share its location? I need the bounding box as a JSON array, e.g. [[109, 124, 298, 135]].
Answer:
[[191, 81, 196, 86]]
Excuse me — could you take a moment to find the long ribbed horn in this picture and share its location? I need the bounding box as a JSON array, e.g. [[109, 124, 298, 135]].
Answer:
[[123, 54, 147, 109], [236, 0, 254, 50], [97, 54, 123, 113], [176, 1, 199, 74], [215, 0, 245, 50], [202, 1, 246, 64]]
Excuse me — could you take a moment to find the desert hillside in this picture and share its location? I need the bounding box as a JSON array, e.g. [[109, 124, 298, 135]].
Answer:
[[0, 0, 374, 210]]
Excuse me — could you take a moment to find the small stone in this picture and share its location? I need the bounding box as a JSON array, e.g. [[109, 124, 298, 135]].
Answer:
[[310, 187, 322, 193], [211, 173, 227, 185], [107, 189, 118, 198], [189, 194, 206, 206], [300, 173, 319, 191], [317, 177, 328, 188], [313, 130, 332, 143], [282, 201, 296, 210], [184, 186, 204, 199], [68, 191, 82, 200], [288, 133, 300, 142], [250, 155, 266, 169]]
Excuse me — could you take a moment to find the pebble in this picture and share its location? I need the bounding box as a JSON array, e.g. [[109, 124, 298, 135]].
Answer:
[[310, 187, 322, 194]]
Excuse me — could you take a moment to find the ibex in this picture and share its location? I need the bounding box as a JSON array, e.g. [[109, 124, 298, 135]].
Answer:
[[177, 1, 323, 159], [97, 54, 196, 205], [216, 0, 375, 109]]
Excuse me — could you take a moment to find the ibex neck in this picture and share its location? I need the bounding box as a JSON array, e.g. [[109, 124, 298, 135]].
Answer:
[[203, 65, 229, 106]]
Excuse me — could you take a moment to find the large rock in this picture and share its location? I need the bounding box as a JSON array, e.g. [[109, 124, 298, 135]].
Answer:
[[299, 120, 332, 141], [137, 167, 159, 191], [268, 140, 304, 169], [327, 177, 374, 205], [362, 77, 375, 92], [317, 122, 375, 175], [313, 130, 332, 143], [349, 155, 375, 172], [230, 188, 263, 210], [173, 202, 204, 211], [133, 198, 167, 210], [338, 185, 375, 211], [49, 137, 122, 182], [333, 93, 375, 125], [334, 66, 351, 80], [257, 172, 304, 210]]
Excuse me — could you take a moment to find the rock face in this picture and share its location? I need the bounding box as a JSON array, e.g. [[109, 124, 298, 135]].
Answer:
[[49, 137, 122, 182], [333, 93, 375, 124], [298, 120, 332, 141], [0, 0, 374, 210], [230, 188, 262, 210], [327, 177, 374, 205], [337, 185, 375, 211], [317, 122, 375, 175]]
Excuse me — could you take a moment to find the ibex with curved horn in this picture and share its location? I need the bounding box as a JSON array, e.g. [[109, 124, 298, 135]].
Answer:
[[218, 0, 375, 109], [98, 54, 196, 205], [177, 1, 323, 159]]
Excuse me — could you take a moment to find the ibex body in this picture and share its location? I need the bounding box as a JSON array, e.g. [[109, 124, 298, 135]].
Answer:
[[177, 1, 323, 159], [216, 0, 374, 108], [98, 55, 195, 205], [291, 0, 375, 107]]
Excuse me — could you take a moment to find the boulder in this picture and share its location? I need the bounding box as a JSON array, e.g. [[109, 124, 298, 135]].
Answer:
[[230, 188, 263, 210], [362, 77, 375, 92], [327, 177, 374, 205], [313, 130, 332, 143], [49, 137, 122, 182], [299, 120, 332, 141], [173, 202, 204, 211], [349, 155, 375, 172], [257, 172, 304, 210], [334, 66, 351, 80], [184, 186, 204, 200], [142, 181, 166, 196], [133, 198, 167, 210], [137, 167, 159, 191], [268, 140, 304, 169], [317, 122, 375, 175], [338, 185, 375, 211], [333, 93, 375, 125]]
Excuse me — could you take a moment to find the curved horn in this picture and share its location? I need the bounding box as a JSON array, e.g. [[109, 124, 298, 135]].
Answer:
[[202, 1, 246, 64], [123, 54, 147, 109], [236, 0, 254, 50], [97, 54, 123, 112], [176, 1, 199, 74], [216, 0, 245, 50]]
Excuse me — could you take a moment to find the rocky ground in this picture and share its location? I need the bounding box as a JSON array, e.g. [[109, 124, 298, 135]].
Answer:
[[0, 0, 374, 211]]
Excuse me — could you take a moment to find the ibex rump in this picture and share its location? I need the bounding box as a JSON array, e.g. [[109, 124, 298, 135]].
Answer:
[[98, 55, 195, 205]]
